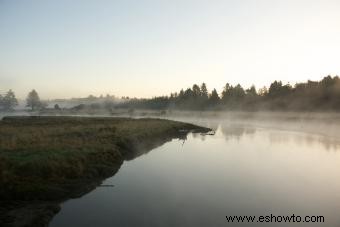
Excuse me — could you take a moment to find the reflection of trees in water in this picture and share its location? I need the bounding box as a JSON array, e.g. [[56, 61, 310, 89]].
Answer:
[[191, 132, 207, 142], [219, 123, 256, 141], [178, 134, 188, 146], [219, 123, 340, 151], [268, 131, 340, 151], [316, 137, 340, 151], [167, 115, 340, 150], [298, 134, 340, 151]]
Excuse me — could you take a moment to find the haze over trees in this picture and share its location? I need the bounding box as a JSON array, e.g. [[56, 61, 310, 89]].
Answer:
[[0, 90, 18, 111], [2, 76, 340, 112], [118, 75, 340, 111], [26, 89, 42, 110]]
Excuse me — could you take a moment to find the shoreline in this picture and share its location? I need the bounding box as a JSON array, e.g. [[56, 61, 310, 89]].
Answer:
[[0, 116, 210, 227]]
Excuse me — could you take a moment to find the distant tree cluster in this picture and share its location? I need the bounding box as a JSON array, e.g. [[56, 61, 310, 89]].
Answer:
[[117, 75, 340, 111], [0, 89, 46, 111], [3, 75, 340, 112], [67, 94, 118, 111], [44, 94, 118, 112]]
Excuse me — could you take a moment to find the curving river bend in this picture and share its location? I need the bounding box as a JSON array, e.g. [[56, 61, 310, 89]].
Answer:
[[50, 117, 340, 227]]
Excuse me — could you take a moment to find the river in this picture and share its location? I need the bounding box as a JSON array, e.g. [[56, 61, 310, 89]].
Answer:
[[49, 116, 340, 227]]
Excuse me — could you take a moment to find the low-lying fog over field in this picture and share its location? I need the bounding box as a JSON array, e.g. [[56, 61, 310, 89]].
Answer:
[[2, 0, 340, 226], [35, 111, 339, 227], [3, 111, 340, 226]]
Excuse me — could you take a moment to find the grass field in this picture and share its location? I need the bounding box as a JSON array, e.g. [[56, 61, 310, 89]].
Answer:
[[0, 116, 209, 201]]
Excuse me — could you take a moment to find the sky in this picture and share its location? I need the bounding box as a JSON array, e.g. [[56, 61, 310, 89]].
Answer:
[[1, 0, 340, 99]]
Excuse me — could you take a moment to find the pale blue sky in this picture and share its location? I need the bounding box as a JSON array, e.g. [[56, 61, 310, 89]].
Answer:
[[1, 0, 340, 99]]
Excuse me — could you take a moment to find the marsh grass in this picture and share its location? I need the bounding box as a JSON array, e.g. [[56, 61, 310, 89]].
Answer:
[[0, 116, 209, 200]]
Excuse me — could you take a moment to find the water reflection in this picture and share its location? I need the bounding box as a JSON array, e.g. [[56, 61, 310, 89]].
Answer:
[[50, 119, 340, 227], [1, 128, 195, 227], [266, 130, 340, 151], [219, 124, 256, 141], [176, 117, 340, 152]]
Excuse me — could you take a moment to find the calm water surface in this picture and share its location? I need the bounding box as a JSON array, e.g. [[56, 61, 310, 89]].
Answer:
[[50, 121, 340, 227]]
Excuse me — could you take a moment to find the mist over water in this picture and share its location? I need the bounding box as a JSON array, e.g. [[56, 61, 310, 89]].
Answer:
[[2, 1, 340, 226], [50, 115, 340, 227]]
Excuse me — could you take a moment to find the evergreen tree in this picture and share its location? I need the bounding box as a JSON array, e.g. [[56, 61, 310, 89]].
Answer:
[[192, 84, 201, 98], [2, 90, 18, 111], [26, 89, 41, 110], [246, 85, 257, 96], [221, 83, 233, 102], [232, 84, 246, 100], [209, 88, 220, 105], [200, 83, 208, 99]]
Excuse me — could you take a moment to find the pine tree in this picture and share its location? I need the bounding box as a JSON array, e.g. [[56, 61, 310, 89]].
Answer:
[[26, 89, 41, 110], [2, 90, 18, 111]]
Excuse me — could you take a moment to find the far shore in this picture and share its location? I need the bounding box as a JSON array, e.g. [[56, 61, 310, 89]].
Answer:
[[2, 108, 340, 120]]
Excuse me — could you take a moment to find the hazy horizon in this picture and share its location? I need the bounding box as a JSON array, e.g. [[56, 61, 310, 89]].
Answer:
[[1, 0, 340, 99]]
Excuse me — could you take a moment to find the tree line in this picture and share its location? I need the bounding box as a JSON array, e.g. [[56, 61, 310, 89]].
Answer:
[[2, 75, 340, 112], [117, 75, 340, 111], [0, 89, 44, 111]]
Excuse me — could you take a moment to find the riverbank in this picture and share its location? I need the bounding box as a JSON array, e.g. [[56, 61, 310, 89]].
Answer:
[[0, 116, 210, 227]]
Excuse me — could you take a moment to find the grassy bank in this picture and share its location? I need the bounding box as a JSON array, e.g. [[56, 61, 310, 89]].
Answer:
[[0, 116, 210, 201], [0, 116, 210, 227]]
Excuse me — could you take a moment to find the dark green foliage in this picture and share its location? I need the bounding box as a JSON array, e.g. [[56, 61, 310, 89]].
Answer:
[[5, 75, 340, 112], [200, 83, 209, 100], [268, 81, 292, 98], [118, 96, 171, 110], [222, 84, 245, 102], [117, 75, 340, 111], [208, 88, 220, 107]]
